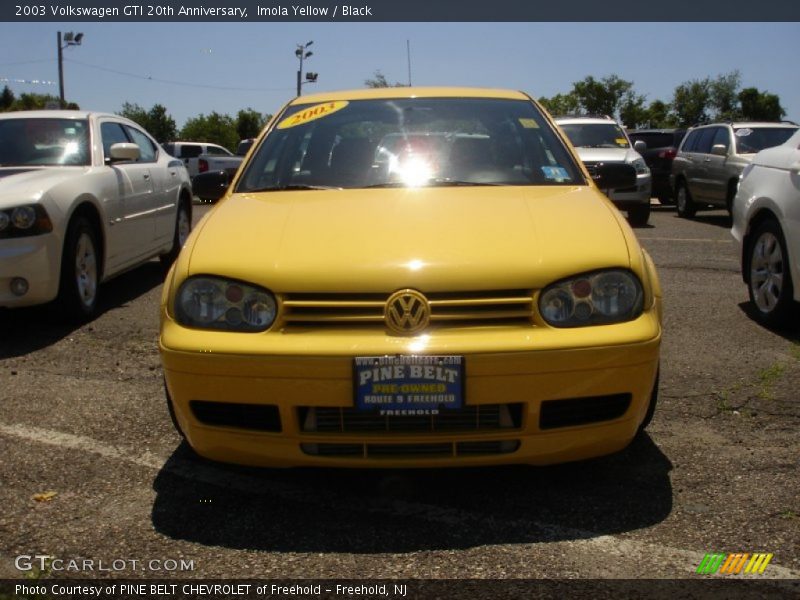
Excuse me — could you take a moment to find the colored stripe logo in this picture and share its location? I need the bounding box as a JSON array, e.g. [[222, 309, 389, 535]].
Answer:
[[696, 553, 773, 575]]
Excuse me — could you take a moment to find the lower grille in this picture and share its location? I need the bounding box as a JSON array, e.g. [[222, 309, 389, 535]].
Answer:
[[539, 393, 631, 430], [300, 440, 520, 459], [300, 403, 523, 433], [190, 400, 282, 432]]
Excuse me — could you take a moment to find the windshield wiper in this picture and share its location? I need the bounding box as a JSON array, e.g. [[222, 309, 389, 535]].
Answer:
[[363, 179, 505, 188], [246, 184, 342, 192]]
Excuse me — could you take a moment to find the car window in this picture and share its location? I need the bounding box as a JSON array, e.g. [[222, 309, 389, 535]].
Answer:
[[693, 128, 717, 154], [0, 118, 90, 167], [238, 97, 584, 190], [100, 122, 131, 161], [711, 127, 730, 151], [559, 122, 630, 149], [207, 145, 232, 156], [680, 130, 699, 152], [124, 126, 157, 162], [734, 127, 798, 154], [162, 143, 175, 156], [179, 145, 203, 159]]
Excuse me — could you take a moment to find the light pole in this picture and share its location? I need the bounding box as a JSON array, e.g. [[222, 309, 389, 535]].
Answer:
[[295, 40, 314, 97], [57, 31, 83, 108]]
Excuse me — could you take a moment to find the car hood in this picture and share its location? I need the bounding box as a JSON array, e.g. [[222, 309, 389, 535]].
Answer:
[[0, 166, 90, 207], [572, 147, 639, 164], [186, 186, 632, 292]]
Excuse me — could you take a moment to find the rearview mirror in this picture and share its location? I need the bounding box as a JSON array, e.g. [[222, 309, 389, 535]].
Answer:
[[711, 144, 728, 156], [192, 170, 230, 202], [108, 142, 140, 162], [633, 140, 647, 153]]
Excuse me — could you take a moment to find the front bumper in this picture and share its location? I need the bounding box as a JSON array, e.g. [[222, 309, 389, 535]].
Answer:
[[608, 174, 652, 208], [0, 233, 61, 308], [160, 311, 661, 468]]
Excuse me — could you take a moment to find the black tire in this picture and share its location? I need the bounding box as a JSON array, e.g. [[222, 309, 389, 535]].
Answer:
[[627, 203, 651, 227], [675, 181, 697, 218], [746, 219, 796, 329], [160, 199, 191, 268], [58, 216, 100, 321], [638, 368, 660, 433]]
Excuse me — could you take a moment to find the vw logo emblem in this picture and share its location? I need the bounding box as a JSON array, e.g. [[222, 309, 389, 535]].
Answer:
[[385, 289, 430, 335]]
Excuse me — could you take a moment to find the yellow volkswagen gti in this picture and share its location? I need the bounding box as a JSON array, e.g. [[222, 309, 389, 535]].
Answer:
[[159, 87, 662, 468]]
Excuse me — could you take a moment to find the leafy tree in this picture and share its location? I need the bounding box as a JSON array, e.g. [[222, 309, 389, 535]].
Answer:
[[538, 92, 580, 117], [571, 74, 633, 117], [0, 86, 15, 111], [619, 92, 648, 129], [739, 87, 786, 121], [180, 111, 238, 150], [645, 100, 674, 128], [671, 78, 711, 126], [236, 108, 268, 140], [709, 70, 742, 121], [364, 70, 406, 88], [118, 102, 177, 143]]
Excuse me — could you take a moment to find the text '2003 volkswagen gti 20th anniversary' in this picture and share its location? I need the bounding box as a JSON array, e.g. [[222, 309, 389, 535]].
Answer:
[[159, 87, 662, 468]]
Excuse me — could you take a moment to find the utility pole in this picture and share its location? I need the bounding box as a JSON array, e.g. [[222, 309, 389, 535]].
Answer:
[[57, 31, 83, 108], [295, 41, 313, 97]]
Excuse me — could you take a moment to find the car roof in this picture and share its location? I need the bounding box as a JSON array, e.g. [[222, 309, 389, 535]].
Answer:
[[288, 87, 530, 105], [0, 109, 114, 120], [554, 116, 618, 125], [693, 121, 798, 129]]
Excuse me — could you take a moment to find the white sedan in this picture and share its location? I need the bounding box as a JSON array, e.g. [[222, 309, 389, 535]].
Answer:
[[732, 129, 800, 328], [0, 111, 193, 319]]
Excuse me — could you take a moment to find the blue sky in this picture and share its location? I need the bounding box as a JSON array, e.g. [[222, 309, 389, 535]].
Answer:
[[1, 22, 799, 129]]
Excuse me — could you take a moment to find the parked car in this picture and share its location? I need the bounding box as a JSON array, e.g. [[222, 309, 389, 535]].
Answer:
[[0, 110, 193, 319], [159, 87, 662, 469], [162, 141, 240, 178], [627, 128, 686, 204], [555, 115, 652, 226], [191, 139, 257, 203], [731, 129, 800, 328], [671, 121, 798, 218]]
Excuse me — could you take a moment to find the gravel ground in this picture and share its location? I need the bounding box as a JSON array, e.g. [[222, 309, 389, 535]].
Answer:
[[0, 204, 798, 593]]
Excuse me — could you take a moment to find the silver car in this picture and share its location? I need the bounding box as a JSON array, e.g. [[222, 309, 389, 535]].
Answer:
[[555, 116, 652, 226], [672, 121, 798, 218]]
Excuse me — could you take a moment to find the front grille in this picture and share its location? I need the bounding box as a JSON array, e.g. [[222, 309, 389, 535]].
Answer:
[[281, 290, 534, 329], [299, 403, 523, 433], [190, 400, 282, 432], [300, 440, 520, 459], [539, 393, 631, 430]]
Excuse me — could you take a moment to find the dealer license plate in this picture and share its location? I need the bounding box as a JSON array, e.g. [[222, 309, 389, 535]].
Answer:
[[353, 355, 464, 416]]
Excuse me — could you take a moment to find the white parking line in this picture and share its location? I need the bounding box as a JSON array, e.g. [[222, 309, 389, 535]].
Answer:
[[1, 421, 798, 581]]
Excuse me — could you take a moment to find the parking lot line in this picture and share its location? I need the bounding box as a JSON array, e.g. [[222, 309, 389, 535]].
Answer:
[[2, 420, 798, 581]]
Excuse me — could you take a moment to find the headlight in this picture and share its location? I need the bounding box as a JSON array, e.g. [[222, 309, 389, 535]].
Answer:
[[631, 158, 649, 175], [539, 269, 644, 327], [175, 276, 277, 332], [0, 204, 53, 238]]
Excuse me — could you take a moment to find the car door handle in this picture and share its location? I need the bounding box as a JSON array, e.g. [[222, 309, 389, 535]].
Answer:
[[143, 173, 151, 180]]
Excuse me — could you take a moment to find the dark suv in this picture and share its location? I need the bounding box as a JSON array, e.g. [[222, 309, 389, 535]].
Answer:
[[627, 128, 686, 204]]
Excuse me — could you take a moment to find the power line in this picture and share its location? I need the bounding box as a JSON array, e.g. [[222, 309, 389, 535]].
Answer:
[[65, 58, 294, 92]]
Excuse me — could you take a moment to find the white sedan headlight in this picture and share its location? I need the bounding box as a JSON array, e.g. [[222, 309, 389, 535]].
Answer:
[[539, 269, 644, 327], [175, 276, 277, 332], [0, 204, 52, 238]]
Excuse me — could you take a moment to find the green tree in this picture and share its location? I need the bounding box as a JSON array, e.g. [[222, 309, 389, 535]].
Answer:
[[364, 70, 406, 88], [0, 86, 15, 111], [709, 70, 742, 121], [236, 108, 267, 140], [671, 78, 711, 127], [4, 92, 75, 111], [571, 74, 633, 117], [180, 111, 238, 150], [645, 100, 674, 128], [118, 102, 177, 143], [619, 92, 648, 129], [538, 92, 580, 117], [739, 87, 786, 121]]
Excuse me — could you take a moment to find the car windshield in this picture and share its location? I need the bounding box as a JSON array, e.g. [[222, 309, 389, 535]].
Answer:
[[236, 97, 583, 191], [0, 118, 90, 166], [733, 127, 798, 154], [559, 123, 630, 149]]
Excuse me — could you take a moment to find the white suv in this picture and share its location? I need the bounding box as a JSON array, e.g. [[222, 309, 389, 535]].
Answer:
[[555, 116, 652, 226]]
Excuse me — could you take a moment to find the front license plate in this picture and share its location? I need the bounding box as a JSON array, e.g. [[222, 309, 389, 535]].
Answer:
[[354, 355, 464, 416]]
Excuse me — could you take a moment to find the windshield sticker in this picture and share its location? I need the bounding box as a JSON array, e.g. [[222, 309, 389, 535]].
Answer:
[[541, 166, 570, 182], [615, 138, 628, 146], [519, 118, 539, 129], [277, 101, 349, 129], [735, 128, 753, 137]]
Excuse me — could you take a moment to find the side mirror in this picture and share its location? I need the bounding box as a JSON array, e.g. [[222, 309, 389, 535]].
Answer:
[[109, 142, 140, 162], [633, 140, 647, 153], [192, 170, 230, 202], [711, 144, 728, 156], [592, 162, 636, 191]]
